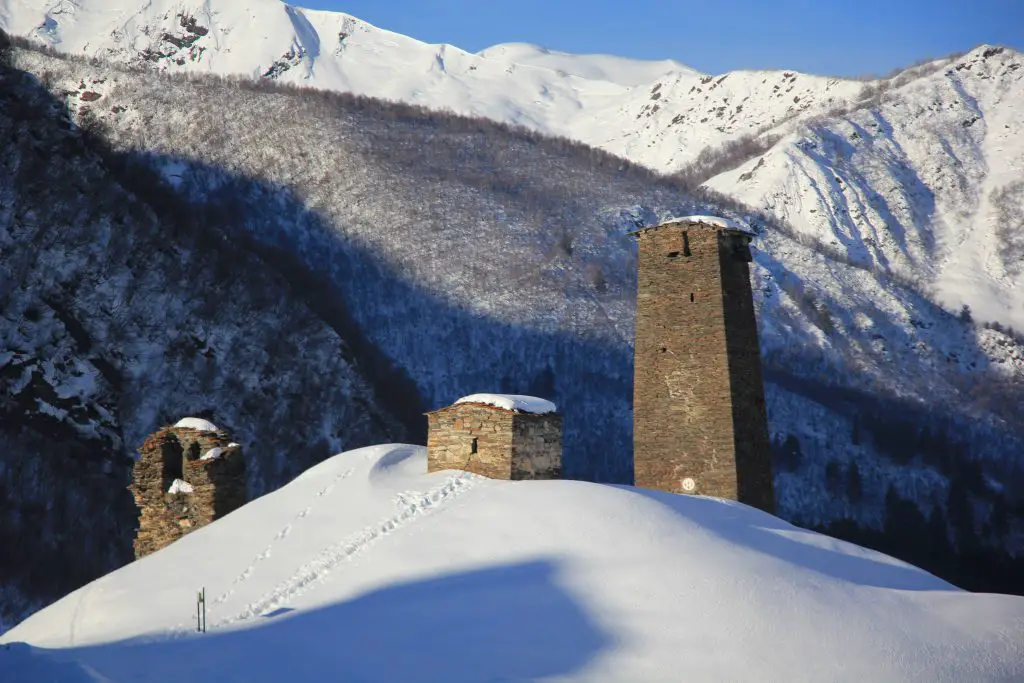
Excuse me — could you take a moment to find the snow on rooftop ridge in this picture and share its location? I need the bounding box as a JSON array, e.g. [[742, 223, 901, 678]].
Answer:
[[167, 479, 193, 494], [173, 417, 219, 432], [662, 215, 754, 234], [454, 394, 557, 414]]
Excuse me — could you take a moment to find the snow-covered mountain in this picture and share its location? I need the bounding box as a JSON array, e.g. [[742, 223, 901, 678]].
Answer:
[[2, 0, 1020, 331], [3, 445, 1023, 683], [0, 0, 866, 171], [708, 46, 1024, 331]]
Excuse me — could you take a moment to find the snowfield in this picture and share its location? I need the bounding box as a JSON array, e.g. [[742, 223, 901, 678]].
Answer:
[[2, 445, 1022, 683]]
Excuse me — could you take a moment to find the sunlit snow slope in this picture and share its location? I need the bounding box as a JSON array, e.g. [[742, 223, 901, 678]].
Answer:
[[707, 46, 1024, 329], [2, 446, 1023, 683], [0, 0, 866, 171]]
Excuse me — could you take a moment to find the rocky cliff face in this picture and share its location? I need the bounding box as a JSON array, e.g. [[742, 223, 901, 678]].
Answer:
[[0, 39, 411, 630]]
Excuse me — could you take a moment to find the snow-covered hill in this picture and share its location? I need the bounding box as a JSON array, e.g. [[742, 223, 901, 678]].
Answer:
[[2, 445, 1022, 683]]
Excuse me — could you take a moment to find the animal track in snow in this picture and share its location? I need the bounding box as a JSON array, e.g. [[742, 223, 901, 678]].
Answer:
[[218, 472, 477, 626], [209, 468, 354, 608]]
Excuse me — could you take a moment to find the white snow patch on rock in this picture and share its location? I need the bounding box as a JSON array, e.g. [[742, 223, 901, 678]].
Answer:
[[167, 479, 193, 494], [200, 447, 226, 461], [454, 393, 557, 414], [173, 417, 219, 432]]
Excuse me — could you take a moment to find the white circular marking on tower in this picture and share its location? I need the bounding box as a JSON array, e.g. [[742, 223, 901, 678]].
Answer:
[[681, 478, 696, 492]]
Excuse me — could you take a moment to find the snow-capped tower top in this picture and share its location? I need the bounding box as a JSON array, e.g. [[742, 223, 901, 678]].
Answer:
[[632, 215, 756, 237]]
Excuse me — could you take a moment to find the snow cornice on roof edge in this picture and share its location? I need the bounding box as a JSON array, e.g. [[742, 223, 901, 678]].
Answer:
[[629, 215, 756, 238]]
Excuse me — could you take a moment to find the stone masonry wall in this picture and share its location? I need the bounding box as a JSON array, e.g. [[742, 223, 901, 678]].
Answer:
[[719, 235, 776, 512], [511, 413, 562, 480], [427, 404, 563, 480], [131, 426, 246, 559], [427, 404, 514, 479], [633, 222, 774, 512]]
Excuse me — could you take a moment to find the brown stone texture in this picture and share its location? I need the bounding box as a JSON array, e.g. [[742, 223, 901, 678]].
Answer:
[[426, 403, 562, 480], [633, 220, 775, 513], [130, 425, 247, 559]]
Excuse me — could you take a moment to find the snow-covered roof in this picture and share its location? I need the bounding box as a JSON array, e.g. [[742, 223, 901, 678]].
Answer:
[[173, 417, 220, 432], [167, 478, 193, 494], [662, 215, 754, 234], [453, 394, 557, 414]]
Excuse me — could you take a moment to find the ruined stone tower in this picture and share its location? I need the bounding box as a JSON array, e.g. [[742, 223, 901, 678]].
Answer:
[[632, 216, 774, 513], [130, 418, 246, 559], [426, 394, 562, 480]]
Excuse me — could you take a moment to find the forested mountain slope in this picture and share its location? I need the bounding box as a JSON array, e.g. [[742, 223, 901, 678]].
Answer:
[[0, 38, 409, 630]]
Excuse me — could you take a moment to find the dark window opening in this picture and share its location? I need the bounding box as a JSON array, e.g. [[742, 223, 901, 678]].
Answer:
[[666, 251, 680, 258], [659, 347, 667, 353], [682, 232, 692, 257], [690, 293, 695, 302], [162, 442, 184, 487], [470, 438, 478, 454]]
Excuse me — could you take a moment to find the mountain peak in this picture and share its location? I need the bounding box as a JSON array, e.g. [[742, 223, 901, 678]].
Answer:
[[477, 41, 704, 85]]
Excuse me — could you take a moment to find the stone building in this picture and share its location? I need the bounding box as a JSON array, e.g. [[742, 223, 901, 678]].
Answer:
[[426, 394, 562, 480], [130, 417, 247, 559], [631, 216, 775, 513]]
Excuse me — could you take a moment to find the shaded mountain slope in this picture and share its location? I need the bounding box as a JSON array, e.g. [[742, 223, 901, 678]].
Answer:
[[0, 39, 409, 629]]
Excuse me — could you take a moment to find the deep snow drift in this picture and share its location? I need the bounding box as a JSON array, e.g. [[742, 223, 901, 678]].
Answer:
[[2, 445, 1022, 683]]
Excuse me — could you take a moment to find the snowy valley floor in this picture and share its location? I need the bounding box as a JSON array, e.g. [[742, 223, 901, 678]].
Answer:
[[2, 445, 1023, 682]]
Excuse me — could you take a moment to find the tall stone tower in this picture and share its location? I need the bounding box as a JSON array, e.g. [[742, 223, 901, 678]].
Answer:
[[632, 216, 774, 513]]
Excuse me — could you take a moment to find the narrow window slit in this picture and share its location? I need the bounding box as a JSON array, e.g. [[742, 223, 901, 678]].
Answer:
[[470, 437, 478, 454], [690, 293, 695, 302]]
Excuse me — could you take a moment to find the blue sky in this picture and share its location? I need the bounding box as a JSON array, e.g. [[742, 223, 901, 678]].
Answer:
[[296, 0, 1023, 76]]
